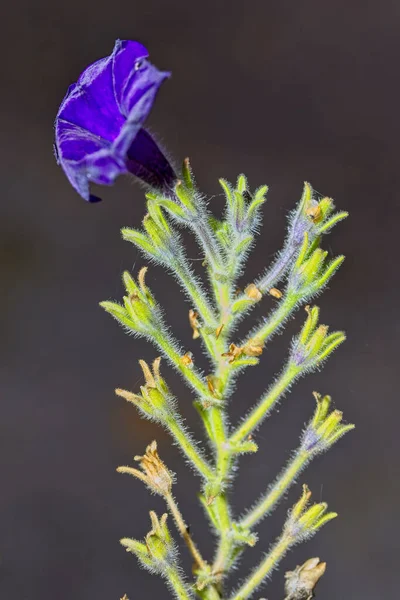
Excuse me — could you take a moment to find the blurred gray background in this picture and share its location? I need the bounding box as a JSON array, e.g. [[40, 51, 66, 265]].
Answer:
[[1, 0, 399, 598]]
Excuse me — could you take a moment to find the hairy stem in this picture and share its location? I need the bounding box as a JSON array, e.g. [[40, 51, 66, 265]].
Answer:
[[165, 493, 208, 572], [240, 449, 309, 529], [228, 534, 292, 600], [230, 364, 299, 444], [245, 295, 297, 344], [154, 333, 213, 400], [171, 258, 220, 358], [165, 416, 214, 480], [165, 564, 195, 600], [171, 258, 217, 325]]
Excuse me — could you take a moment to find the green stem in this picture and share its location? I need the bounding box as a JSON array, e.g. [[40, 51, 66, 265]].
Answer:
[[246, 295, 297, 344], [228, 534, 292, 600], [201, 586, 222, 600], [154, 334, 212, 400], [194, 218, 223, 271], [165, 493, 208, 572], [199, 279, 235, 588], [230, 364, 299, 445], [172, 259, 217, 326], [165, 565, 195, 600], [172, 258, 220, 359], [166, 416, 214, 480], [240, 449, 309, 529]]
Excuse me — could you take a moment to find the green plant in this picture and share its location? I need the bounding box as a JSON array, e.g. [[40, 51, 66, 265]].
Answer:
[[101, 167, 354, 599]]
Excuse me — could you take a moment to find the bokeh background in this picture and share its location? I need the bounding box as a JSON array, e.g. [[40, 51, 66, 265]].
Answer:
[[1, 1, 399, 598]]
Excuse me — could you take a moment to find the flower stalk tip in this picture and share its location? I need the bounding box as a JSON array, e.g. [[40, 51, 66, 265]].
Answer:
[[284, 485, 337, 542], [121, 511, 177, 573], [115, 357, 170, 422], [301, 392, 355, 454], [290, 305, 346, 373]]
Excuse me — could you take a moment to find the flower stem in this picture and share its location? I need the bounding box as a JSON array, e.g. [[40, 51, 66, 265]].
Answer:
[[228, 534, 292, 600], [165, 564, 195, 600], [171, 258, 217, 325], [194, 218, 223, 272], [230, 364, 299, 445], [246, 295, 297, 344], [171, 258, 220, 358], [153, 333, 212, 400], [165, 416, 214, 480], [165, 492, 208, 572], [240, 449, 309, 529]]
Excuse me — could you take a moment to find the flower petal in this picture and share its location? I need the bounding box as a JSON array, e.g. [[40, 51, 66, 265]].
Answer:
[[126, 128, 176, 192], [54, 39, 175, 201], [58, 59, 124, 143], [55, 119, 127, 201]]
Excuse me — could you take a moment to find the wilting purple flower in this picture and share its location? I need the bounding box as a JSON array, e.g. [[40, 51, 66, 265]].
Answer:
[[54, 40, 176, 202]]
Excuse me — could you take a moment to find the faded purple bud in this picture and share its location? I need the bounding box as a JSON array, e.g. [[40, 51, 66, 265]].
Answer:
[[291, 343, 308, 367], [54, 40, 176, 202], [300, 427, 321, 452]]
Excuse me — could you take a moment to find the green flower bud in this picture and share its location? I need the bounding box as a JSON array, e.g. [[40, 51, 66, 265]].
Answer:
[[115, 357, 172, 423], [287, 228, 345, 302], [121, 512, 176, 573], [290, 306, 345, 373], [101, 267, 159, 336], [284, 485, 337, 542], [301, 392, 355, 454]]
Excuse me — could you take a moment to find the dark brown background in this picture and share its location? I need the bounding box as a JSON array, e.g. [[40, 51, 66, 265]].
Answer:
[[1, 1, 398, 598]]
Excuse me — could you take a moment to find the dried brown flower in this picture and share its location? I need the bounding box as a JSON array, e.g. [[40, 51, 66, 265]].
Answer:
[[189, 309, 201, 339], [117, 440, 173, 496], [284, 557, 326, 599], [244, 283, 262, 302], [269, 287, 283, 299]]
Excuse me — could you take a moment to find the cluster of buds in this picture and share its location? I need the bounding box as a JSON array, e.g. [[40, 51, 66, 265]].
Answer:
[[289, 306, 345, 373], [117, 440, 174, 497], [217, 175, 268, 248], [100, 267, 159, 336], [121, 511, 177, 574], [286, 230, 344, 302], [284, 557, 327, 600], [115, 357, 171, 423], [231, 183, 347, 316], [121, 195, 182, 263], [287, 183, 348, 249], [146, 160, 218, 250], [283, 485, 337, 544], [301, 392, 355, 455], [155, 159, 200, 220]]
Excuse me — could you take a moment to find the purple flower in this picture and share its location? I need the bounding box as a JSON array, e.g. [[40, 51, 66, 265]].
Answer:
[[54, 40, 176, 202]]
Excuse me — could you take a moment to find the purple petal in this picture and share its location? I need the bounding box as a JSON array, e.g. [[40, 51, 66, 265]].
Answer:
[[59, 58, 124, 142], [126, 128, 176, 192], [54, 40, 176, 201], [112, 40, 149, 115]]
